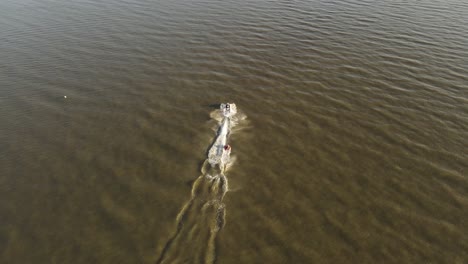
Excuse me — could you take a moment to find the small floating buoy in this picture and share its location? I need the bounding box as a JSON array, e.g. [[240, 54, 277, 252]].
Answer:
[[64, 96, 67, 98]]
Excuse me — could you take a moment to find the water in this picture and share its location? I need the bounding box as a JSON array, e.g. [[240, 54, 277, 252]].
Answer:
[[1, 0, 467, 263]]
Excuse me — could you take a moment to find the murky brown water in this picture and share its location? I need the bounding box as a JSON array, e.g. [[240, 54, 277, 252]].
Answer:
[[1, 0, 467, 263]]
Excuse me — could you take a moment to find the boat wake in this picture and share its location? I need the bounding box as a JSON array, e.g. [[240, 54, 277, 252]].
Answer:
[[156, 103, 245, 264]]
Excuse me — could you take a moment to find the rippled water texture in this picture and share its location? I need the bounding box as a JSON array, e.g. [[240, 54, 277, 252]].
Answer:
[[1, 0, 467, 263]]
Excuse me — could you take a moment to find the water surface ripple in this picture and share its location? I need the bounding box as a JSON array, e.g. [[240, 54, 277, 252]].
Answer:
[[0, 0, 467, 263]]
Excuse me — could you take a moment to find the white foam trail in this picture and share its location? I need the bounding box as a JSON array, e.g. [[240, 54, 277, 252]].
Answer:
[[207, 103, 238, 171], [208, 117, 230, 168]]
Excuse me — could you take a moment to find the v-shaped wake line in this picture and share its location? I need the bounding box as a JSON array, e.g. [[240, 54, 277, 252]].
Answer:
[[156, 103, 243, 264]]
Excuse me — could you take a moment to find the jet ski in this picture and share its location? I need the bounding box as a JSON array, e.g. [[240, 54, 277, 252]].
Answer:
[[220, 103, 237, 117]]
